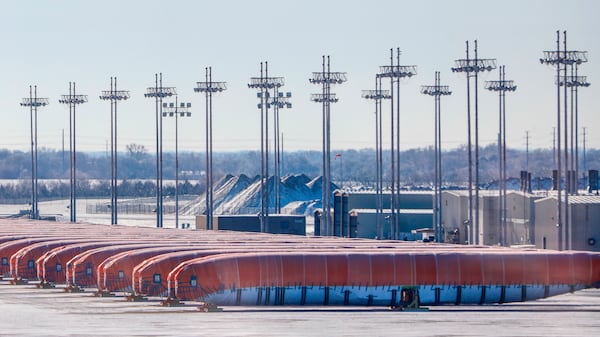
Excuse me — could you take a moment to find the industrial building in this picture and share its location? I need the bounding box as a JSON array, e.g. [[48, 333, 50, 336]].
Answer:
[[441, 190, 542, 246], [195, 214, 306, 235], [534, 195, 600, 252], [325, 191, 433, 239]]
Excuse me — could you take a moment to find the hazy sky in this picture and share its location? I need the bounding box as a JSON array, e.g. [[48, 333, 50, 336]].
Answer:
[[1, 0, 598, 154]]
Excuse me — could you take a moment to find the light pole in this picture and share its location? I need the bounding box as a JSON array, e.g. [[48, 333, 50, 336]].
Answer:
[[20, 86, 48, 220], [270, 90, 292, 214], [99, 77, 130, 225], [58, 82, 88, 223], [378, 48, 417, 240], [310, 56, 347, 237], [195, 67, 226, 230], [248, 62, 285, 232], [559, 68, 590, 193], [421, 71, 452, 243], [362, 77, 391, 239], [540, 31, 587, 250], [144, 73, 176, 228], [485, 66, 516, 246], [452, 41, 496, 245], [162, 97, 191, 229]]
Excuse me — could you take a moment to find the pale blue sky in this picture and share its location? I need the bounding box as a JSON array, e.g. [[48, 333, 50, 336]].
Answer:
[[1, 0, 598, 153]]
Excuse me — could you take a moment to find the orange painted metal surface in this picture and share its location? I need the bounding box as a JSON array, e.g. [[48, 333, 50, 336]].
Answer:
[[0, 220, 599, 307]]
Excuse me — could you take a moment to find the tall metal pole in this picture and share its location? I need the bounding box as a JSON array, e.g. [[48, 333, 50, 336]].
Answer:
[[575, 64, 579, 188], [452, 41, 496, 244], [100, 77, 129, 225], [162, 98, 191, 229], [145, 74, 176, 228], [21, 86, 48, 220], [568, 63, 590, 192], [271, 89, 291, 214], [474, 41, 481, 245], [110, 78, 115, 224], [389, 49, 396, 240], [325, 57, 331, 236], [70, 82, 74, 222], [59, 82, 87, 223], [206, 68, 211, 228], [265, 62, 270, 231], [583, 127, 587, 183], [378, 48, 416, 239], [155, 74, 160, 227], [249, 63, 284, 232], [542, 32, 589, 249], [556, 31, 563, 250], [29, 86, 36, 219], [395, 48, 401, 240], [159, 74, 165, 229], [195, 66, 226, 230], [310, 56, 346, 236], [34, 86, 39, 220], [563, 31, 570, 250], [175, 99, 179, 229], [421, 72, 451, 243], [486, 66, 516, 246]]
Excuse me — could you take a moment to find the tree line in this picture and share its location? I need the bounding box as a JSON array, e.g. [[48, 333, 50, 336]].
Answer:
[[0, 143, 598, 200]]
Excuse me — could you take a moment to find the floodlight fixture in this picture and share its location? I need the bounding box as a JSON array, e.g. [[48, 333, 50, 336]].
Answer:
[[378, 65, 417, 78]]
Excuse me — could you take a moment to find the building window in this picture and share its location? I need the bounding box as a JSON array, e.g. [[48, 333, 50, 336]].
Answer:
[[586, 205, 589, 222], [190, 275, 197, 287], [1, 257, 7, 266], [118, 271, 125, 279], [27, 260, 35, 269], [56, 263, 62, 272], [85, 263, 93, 276], [153, 273, 161, 284]]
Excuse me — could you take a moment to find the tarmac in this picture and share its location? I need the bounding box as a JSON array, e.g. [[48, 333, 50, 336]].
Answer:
[[0, 280, 598, 337], [1, 200, 599, 336]]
